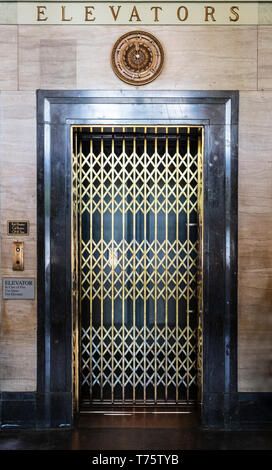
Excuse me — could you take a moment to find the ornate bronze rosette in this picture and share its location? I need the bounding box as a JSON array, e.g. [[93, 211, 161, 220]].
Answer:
[[111, 31, 164, 86]]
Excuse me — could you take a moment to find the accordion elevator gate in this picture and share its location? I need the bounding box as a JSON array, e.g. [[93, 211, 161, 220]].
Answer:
[[72, 126, 203, 411]]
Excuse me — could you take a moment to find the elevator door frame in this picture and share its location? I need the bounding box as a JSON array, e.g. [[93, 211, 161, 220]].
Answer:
[[37, 90, 238, 429], [74, 125, 203, 408]]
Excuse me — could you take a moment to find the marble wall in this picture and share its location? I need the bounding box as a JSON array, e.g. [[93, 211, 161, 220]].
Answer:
[[0, 25, 272, 392]]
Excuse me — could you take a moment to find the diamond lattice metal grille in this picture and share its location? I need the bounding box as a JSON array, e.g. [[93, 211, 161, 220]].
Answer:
[[73, 126, 203, 405]]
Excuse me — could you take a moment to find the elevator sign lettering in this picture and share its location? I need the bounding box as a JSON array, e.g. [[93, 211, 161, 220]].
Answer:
[[0, 2, 260, 25], [3, 278, 35, 300]]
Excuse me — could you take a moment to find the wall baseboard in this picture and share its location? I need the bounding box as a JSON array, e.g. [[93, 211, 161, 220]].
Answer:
[[1, 391, 272, 429], [0, 392, 37, 429], [238, 392, 272, 429]]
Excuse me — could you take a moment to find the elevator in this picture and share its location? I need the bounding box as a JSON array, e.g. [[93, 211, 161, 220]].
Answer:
[[72, 125, 203, 410], [36, 90, 238, 428]]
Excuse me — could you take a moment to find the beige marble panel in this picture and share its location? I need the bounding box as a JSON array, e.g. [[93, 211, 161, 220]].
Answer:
[[0, 91, 37, 391], [0, 160, 36, 263], [0, 162, 36, 211], [0, 300, 36, 391], [18, 25, 257, 90], [40, 40, 77, 89], [238, 91, 272, 392], [0, 266, 37, 392], [0, 26, 18, 90], [0, 91, 36, 164], [239, 270, 272, 309], [239, 331, 272, 392], [239, 305, 272, 331], [239, 212, 272, 241], [0, 92, 36, 236], [258, 27, 272, 90], [239, 370, 272, 393], [0, 379, 36, 392], [239, 91, 272, 160], [239, 239, 272, 271], [239, 160, 272, 199], [0, 300, 36, 338], [18, 26, 83, 89], [0, 237, 37, 391]]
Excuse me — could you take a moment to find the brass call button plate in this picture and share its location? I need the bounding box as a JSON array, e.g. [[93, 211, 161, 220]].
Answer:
[[8, 220, 29, 236], [13, 241, 24, 271]]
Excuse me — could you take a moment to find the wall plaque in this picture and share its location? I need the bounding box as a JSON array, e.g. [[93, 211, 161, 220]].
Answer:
[[7, 220, 29, 236], [2, 278, 35, 300], [112, 31, 164, 85]]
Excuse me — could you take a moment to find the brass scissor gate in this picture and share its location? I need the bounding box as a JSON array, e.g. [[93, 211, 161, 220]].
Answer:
[[73, 126, 203, 408]]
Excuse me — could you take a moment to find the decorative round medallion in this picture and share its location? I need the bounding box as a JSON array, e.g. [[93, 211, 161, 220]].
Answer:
[[111, 31, 164, 86]]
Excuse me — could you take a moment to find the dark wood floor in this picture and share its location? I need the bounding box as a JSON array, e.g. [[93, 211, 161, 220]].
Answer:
[[0, 408, 272, 450]]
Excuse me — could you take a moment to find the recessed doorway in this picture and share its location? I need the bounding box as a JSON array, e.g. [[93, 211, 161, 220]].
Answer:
[[72, 126, 203, 410], [37, 91, 238, 429]]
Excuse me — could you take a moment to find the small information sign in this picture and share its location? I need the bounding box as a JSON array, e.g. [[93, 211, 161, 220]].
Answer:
[[7, 221, 29, 236], [2, 278, 35, 300]]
